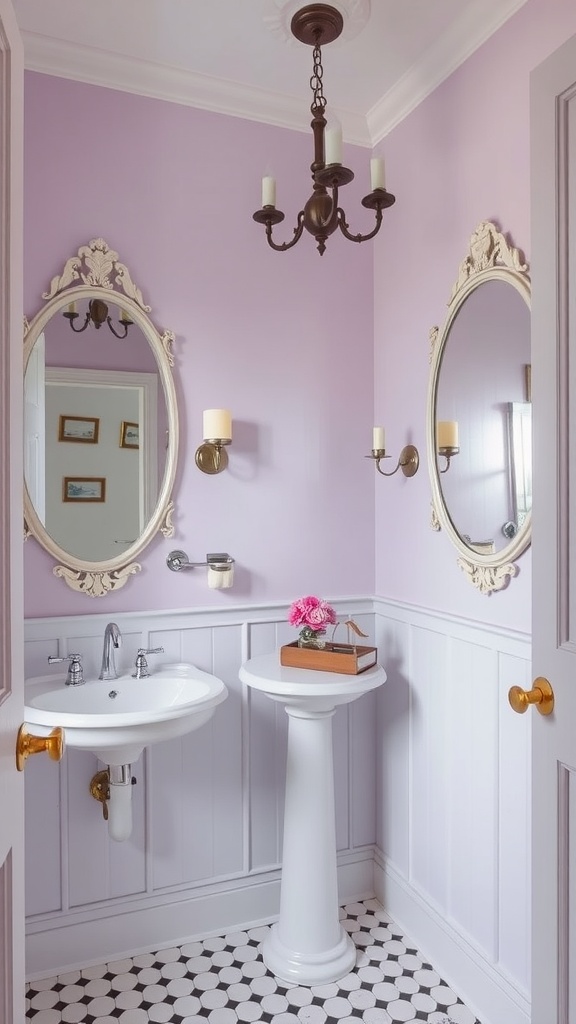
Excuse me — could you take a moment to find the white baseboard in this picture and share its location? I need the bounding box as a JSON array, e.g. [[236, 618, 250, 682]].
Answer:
[[373, 851, 530, 1024], [26, 853, 375, 980]]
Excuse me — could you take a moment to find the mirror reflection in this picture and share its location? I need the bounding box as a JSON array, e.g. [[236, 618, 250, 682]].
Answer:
[[436, 279, 531, 555], [23, 238, 178, 597], [426, 221, 531, 594], [25, 297, 168, 563]]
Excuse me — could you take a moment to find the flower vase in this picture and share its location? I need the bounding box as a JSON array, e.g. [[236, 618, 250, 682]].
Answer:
[[297, 629, 326, 650]]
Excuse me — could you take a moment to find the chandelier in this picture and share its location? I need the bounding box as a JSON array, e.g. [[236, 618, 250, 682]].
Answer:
[[63, 298, 133, 339], [253, 3, 395, 255]]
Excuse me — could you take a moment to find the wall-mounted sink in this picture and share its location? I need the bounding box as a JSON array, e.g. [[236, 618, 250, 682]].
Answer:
[[25, 662, 228, 766]]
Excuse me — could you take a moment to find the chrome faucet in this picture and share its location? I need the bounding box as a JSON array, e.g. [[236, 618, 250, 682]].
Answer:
[[99, 622, 122, 680], [132, 647, 164, 679], [48, 653, 85, 686]]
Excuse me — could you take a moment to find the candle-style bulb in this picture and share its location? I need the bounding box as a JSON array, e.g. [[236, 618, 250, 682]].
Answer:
[[373, 426, 385, 451]]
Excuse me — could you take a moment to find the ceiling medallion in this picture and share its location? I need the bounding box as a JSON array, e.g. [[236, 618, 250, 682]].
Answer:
[[263, 0, 370, 46]]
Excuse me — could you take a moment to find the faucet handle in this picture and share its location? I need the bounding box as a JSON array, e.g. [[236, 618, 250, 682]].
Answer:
[[48, 653, 84, 686], [132, 647, 164, 679]]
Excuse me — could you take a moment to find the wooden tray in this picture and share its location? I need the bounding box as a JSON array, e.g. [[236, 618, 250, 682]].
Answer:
[[280, 641, 378, 675]]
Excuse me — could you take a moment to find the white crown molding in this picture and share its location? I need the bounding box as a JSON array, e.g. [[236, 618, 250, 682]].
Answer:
[[21, 31, 371, 146], [22, 0, 527, 150], [368, 0, 528, 144]]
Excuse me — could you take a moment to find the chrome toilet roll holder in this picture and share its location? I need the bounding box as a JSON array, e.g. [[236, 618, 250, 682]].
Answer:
[[166, 550, 235, 574]]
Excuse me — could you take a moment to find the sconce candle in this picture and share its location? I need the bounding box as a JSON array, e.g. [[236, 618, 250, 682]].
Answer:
[[437, 420, 459, 450], [373, 426, 385, 451], [203, 409, 232, 442]]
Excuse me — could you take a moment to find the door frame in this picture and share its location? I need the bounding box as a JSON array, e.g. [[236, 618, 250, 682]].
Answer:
[[0, 0, 25, 1018]]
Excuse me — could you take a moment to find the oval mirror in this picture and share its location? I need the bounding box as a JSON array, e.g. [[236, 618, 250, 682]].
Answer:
[[426, 222, 531, 594], [23, 239, 179, 597]]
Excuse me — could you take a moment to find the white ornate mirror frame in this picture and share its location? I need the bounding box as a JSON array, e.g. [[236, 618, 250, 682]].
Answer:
[[23, 239, 178, 597], [426, 221, 531, 594]]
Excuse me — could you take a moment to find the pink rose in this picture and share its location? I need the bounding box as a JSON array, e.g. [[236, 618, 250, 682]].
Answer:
[[288, 595, 337, 631]]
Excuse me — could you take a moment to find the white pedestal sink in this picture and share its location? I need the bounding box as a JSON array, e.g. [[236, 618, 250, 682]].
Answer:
[[25, 662, 227, 766], [25, 662, 228, 841], [239, 652, 385, 986]]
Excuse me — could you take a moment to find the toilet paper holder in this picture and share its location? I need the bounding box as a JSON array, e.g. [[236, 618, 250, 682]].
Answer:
[[166, 550, 235, 574]]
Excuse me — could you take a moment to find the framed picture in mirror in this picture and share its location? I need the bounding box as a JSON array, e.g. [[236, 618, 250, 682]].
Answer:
[[58, 415, 100, 443], [120, 421, 139, 449], [63, 477, 106, 502]]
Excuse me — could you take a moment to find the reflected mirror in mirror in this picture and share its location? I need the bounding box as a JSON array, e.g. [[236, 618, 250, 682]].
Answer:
[[436, 279, 531, 555]]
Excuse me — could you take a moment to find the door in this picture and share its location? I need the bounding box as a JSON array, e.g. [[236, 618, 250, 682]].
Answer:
[[530, 31, 576, 1024], [0, 0, 24, 1020], [24, 333, 45, 521]]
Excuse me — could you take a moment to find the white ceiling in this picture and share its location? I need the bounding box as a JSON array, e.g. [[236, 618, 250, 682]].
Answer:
[[13, 0, 527, 146]]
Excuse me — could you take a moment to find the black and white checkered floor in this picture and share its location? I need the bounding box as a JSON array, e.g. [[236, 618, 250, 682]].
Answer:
[[26, 899, 482, 1023]]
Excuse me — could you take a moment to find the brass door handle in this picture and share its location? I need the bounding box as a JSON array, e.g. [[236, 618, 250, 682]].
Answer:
[[508, 676, 554, 716], [16, 724, 65, 771]]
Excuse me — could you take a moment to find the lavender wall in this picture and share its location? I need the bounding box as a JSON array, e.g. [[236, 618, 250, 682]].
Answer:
[[373, 0, 576, 631], [23, 77, 376, 617]]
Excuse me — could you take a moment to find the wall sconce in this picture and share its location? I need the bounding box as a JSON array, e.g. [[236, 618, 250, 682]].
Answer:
[[366, 426, 419, 478], [195, 409, 232, 474], [436, 420, 459, 473], [166, 550, 235, 589], [63, 298, 133, 338]]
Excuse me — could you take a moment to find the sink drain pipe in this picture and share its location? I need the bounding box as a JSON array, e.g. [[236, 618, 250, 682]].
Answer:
[[90, 765, 135, 842], [108, 765, 134, 841]]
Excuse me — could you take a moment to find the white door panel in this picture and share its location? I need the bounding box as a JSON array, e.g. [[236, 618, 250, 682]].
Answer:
[[530, 30, 576, 1024]]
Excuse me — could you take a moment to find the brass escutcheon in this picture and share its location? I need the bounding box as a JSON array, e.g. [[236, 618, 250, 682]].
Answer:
[[90, 768, 110, 820]]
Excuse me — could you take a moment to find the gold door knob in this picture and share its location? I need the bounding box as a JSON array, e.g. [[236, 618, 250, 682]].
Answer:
[[16, 724, 64, 771], [508, 676, 554, 716]]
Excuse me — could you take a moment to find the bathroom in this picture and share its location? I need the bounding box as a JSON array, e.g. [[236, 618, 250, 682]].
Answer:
[[4, 0, 576, 1021]]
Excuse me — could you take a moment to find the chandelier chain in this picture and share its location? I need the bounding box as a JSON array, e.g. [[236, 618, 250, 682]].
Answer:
[[309, 43, 326, 114]]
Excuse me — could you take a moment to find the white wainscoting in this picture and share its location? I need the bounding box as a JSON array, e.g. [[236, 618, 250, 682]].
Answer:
[[23, 599, 376, 979], [24, 597, 532, 1024], [373, 597, 532, 1024]]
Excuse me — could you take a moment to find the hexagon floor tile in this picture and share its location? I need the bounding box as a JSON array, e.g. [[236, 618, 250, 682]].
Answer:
[[26, 898, 483, 1023]]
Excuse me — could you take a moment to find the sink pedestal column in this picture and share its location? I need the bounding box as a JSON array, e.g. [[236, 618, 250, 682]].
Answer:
[[240, 653, 385, 987], [239, 651, 383, 987], [263, 706, 355, 985]]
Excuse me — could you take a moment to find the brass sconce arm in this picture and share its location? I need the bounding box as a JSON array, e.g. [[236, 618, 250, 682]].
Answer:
[[438, 446, 459, 473], [366, 444, 419, 478]]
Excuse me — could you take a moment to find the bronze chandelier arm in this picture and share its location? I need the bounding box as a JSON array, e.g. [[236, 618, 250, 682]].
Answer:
[[336, 205, 384, 244], [265, 211, 306, 252]]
